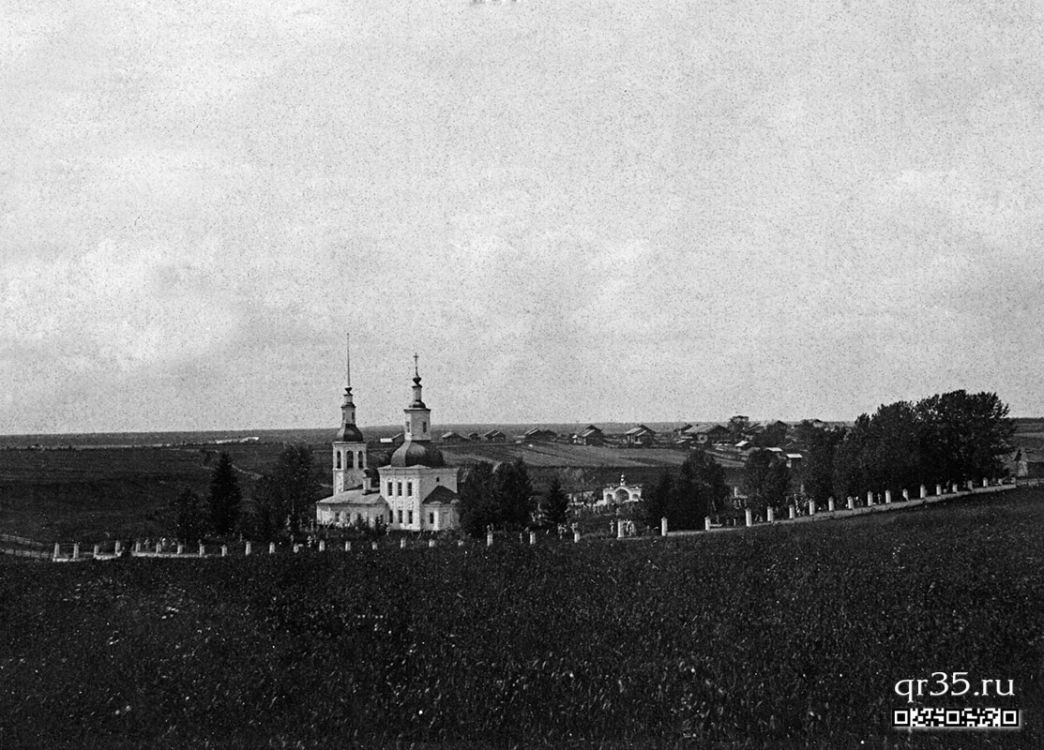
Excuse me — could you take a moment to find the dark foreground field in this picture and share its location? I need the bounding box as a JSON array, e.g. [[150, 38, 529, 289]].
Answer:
[[1, 490, 1042, 749]]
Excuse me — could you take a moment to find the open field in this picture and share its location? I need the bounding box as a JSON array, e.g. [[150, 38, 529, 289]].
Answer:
[[0, 488, 1041, 748]]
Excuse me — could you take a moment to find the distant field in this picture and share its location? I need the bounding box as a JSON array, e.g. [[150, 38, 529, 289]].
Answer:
[[0, 488, 1040, 748]]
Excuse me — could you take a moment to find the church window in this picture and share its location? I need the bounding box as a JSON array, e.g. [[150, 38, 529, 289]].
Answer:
[[335, 452, 341, 469], [407, 482, 413, 496], [397, 509, 403, 523], [422, 421, 427, 432], [428, 512, 434, 525], [387, 482, 393, 496], [388, 511, 393, 523], [397, 482, 402, 495], [349, 452, 355, 469], [408, 510, 413, 524]]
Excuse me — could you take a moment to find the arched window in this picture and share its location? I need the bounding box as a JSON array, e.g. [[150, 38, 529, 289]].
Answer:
[[422, 421, 427, 432], [335, 452, 341, 469], [349, 452, 355, 469]]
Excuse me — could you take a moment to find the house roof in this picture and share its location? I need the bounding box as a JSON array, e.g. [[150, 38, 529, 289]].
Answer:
[[624, 424, 655, 436], [422, 485, 459, 505], [441, 431, 465, 439], [580, 425, 603, 437], [483, 429, 505, 438]]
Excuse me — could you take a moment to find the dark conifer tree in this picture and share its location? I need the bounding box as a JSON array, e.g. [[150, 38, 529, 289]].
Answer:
[[208, 452, 242, 536], [539, 474, 570, 528]]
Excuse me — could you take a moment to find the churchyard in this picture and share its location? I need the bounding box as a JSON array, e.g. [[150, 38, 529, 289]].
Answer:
[[0, 485, 1041, 748]]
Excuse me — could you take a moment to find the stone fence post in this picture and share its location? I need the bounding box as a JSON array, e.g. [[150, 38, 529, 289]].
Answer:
[[660, 517, 668, 536], [788, 506, 796, 520], [902, 489, 909, 501], [847, 496, 854, 510], [808, 500, 816, 516], [616, 521, 624, 539], [745, 509, 753, 527], [866, 490, 874, 506], [827, 497, 835, 512], [244, 541, 252, 556], [114, 540, 122, 556], [72, 543, 79, 561], [318, 540, 326, 552], [486, 531, 494, 547], [177, 543, 184, 555], [221, 544, 228, 557], [884, 490, 892, 504], [53, 542, 61, 561], [767, 507, 775, 523], [269, 542, 276, 554], [344, 541, 351, 552], [198, 542, 205, 557], [920, 484, 927, 499], [573, 528, 581, 543], [704, 516, 711, 531]]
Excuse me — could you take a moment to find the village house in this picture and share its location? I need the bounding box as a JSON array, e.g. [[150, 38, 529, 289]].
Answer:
[[622, 424, 656, 447], [522, 427, 557, 442], [573, 425, 605, 446]]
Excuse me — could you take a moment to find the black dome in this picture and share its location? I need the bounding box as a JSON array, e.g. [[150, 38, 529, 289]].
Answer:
[[389, 439, 445, 468], [336, 424, 364, 442]]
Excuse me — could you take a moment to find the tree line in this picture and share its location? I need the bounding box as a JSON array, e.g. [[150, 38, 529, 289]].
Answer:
[[171, 445, 320, 544], [746, 389, 1014, 512]]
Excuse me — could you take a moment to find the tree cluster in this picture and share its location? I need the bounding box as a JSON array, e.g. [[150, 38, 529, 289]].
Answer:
[[458, 458, 536, 537], [641, 451, 728, 530], [170, 445, 321, 544], [808, 390, 1013, 501], [742, 449, 791, 511]]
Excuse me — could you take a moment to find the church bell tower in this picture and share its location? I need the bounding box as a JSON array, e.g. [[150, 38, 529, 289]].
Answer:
[[332, 333, 367, 493]]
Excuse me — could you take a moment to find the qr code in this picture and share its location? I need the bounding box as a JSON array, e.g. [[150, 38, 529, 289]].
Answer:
[[893, 707, 1021, 730]]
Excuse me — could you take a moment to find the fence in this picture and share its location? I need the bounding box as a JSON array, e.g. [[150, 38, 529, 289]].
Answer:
[[12, 475, 1029, 564]]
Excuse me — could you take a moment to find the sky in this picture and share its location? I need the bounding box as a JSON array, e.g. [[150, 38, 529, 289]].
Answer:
[[2, 0, 1043, 434]]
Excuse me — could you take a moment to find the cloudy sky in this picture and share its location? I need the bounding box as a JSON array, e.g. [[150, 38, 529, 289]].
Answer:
[[2, 0, 1042, 434]]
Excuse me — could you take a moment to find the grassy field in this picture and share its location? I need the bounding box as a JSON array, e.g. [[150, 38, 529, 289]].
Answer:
[[0, 488, 1040, 748]]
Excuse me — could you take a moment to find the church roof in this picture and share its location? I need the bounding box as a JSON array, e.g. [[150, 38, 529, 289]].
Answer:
[[389, 439, 446, 468], [316, 488, 388, 507], [335, 424, 364, 442], [423, 485, 458, 505]]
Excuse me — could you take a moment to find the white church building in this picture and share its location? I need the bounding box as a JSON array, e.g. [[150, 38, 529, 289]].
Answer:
[[315, 343, 460, 532]]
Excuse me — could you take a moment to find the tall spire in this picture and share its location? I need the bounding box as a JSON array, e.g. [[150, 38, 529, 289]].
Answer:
[[342, 332, 354, 405], [410, 353, 425, 408]]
